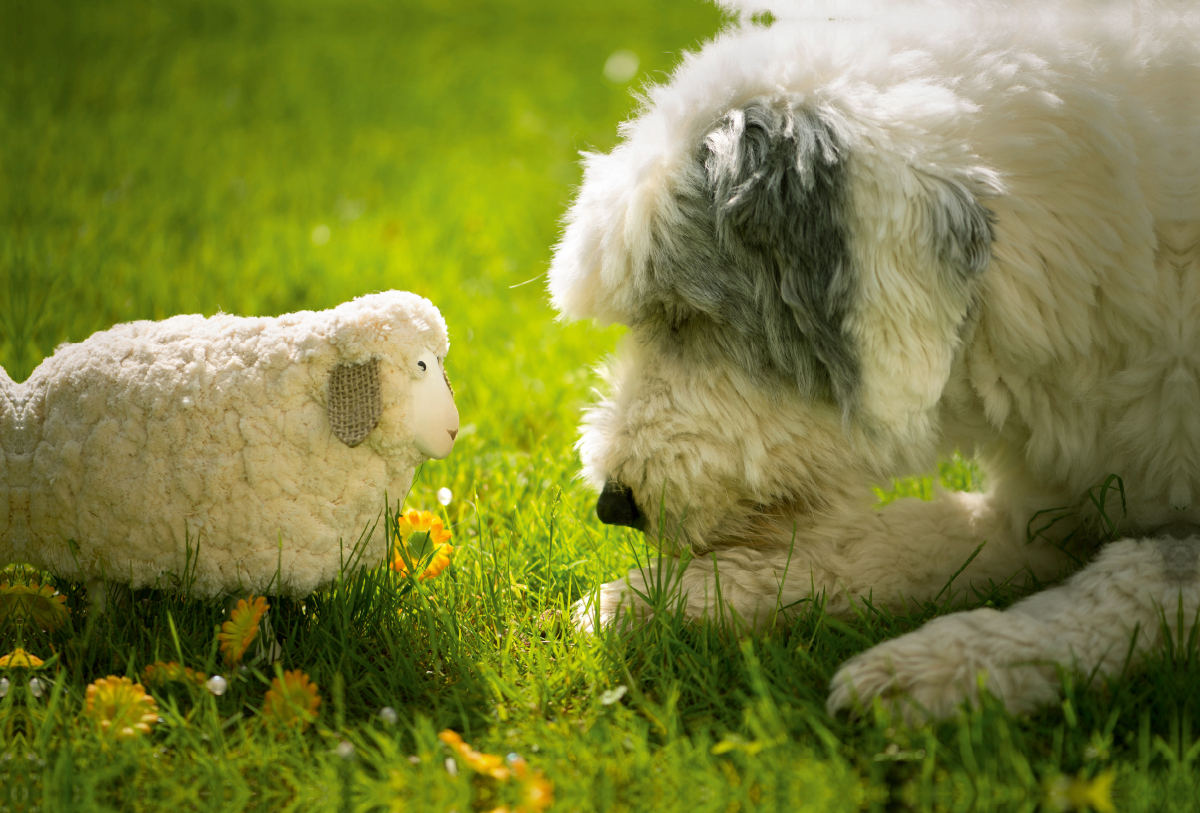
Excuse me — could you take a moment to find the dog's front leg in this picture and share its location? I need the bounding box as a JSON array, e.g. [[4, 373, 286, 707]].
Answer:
[[827, 535, 1200, 722], [573, 545, 818, 633], [575, 487, 1073, 632]]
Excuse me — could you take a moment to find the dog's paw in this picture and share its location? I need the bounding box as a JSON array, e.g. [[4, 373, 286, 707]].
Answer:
[[826, 609, 1060, 723], [572, 578, 654, 634]]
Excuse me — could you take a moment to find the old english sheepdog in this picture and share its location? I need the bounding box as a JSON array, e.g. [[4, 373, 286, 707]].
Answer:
[[548, 0, 1199, 720]]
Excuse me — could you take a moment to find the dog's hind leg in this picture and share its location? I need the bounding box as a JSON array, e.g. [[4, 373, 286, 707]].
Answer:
[[827, 532, 1200, 722]]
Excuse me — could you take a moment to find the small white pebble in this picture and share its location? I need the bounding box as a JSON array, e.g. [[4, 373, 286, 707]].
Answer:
[[379, 706, 398, 725], [0, 678, 9, 698], [206, 675, 228, 696], [445, 757, 458, 776], [600, 685, 627, 705], [437, 487, 452, 506], [336, 741, 355, 760], [28, 678, 44, 698]]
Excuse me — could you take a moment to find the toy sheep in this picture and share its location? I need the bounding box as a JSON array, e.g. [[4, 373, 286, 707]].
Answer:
[[0, 291, 460, 602]]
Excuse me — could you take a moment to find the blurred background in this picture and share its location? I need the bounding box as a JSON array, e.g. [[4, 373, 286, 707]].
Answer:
[[3, 0, 725, 516]]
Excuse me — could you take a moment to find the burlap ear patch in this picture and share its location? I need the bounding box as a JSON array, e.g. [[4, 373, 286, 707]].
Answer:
[[328, 359, 382, 447]]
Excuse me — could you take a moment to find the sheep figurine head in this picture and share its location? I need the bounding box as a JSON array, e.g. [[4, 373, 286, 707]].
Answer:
[[0, 291, 459, 600]]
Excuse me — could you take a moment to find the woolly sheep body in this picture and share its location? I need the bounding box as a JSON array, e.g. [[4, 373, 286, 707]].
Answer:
[[0, 291, 456, 598]]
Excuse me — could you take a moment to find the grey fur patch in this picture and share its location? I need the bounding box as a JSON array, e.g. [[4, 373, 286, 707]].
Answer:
[[921, 173, 995, 284], [1153, 520, 1200, 582], [635, 100, 858, 407], [1157, 539, 1199, 583], [328, 359, 382, 447]]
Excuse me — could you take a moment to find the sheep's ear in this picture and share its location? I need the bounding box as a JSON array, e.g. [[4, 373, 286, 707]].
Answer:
[[704, 101, 859, 406], [328, 359, 382, 447]]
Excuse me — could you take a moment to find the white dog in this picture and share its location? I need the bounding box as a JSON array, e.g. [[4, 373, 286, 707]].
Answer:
[[549, 0, 1200, 720]]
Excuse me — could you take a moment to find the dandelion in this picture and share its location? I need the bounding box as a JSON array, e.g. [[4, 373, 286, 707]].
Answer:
[[0, 581, 70, 631], [391, 510, 454, 581], [85, 676, 159, 740], [262, 669, 321, 733], [217, 596, 269, 667], [1045, 770, 1116, 813], [0, 648, 45, 669], [142, 661, 207, 689]]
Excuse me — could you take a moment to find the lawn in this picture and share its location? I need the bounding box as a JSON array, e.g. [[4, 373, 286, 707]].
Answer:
[[2, 0, 1198, 810]]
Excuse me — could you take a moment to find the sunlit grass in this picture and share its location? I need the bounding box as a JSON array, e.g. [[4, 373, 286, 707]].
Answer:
[[4, 0, 1200, 810]]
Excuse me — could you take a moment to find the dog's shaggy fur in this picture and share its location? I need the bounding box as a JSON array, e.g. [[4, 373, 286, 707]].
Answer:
[[549, 0, 1200, 720]]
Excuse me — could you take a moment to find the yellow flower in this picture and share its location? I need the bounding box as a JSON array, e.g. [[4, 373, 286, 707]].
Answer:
[[142, 661, 206, 689], [217, 596, 270, 667], [262, 669, 321, 733], [85, 676, 159, 740], [0, 648, 45, 669], [1045, 770, 1115, 813], [0, 581, 70, 631], [391, 510, 454, 581]]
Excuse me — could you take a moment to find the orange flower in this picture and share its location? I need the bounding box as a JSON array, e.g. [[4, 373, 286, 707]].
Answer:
[[217, 596, 269, 667], [0, 648, 45, 669], [439, 730, 511, 780], [85, 676, 159, 740], [142, 661, 207, 689], [262, 669, 321, 733], [505, 753, 554, 812], [518, 773, 554, 813], [391, 510, 454, 581], [438, 731, 554, 812]]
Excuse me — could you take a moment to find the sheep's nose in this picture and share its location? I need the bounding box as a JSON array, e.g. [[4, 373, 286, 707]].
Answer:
[[597, 481, 644, 529], [449, 429, 458, 441]]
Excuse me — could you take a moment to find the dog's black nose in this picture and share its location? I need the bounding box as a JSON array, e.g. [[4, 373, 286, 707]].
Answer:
[[596, 481, 643, 529]]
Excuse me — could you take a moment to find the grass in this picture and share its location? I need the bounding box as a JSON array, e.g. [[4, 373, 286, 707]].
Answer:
[[3, 0, 1200, 810]]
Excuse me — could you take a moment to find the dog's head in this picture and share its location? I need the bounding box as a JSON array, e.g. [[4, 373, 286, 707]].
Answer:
[[550, 23, 1000, 551]]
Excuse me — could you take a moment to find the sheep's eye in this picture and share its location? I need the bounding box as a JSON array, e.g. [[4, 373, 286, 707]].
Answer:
[[418, 361, 427, 372]]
